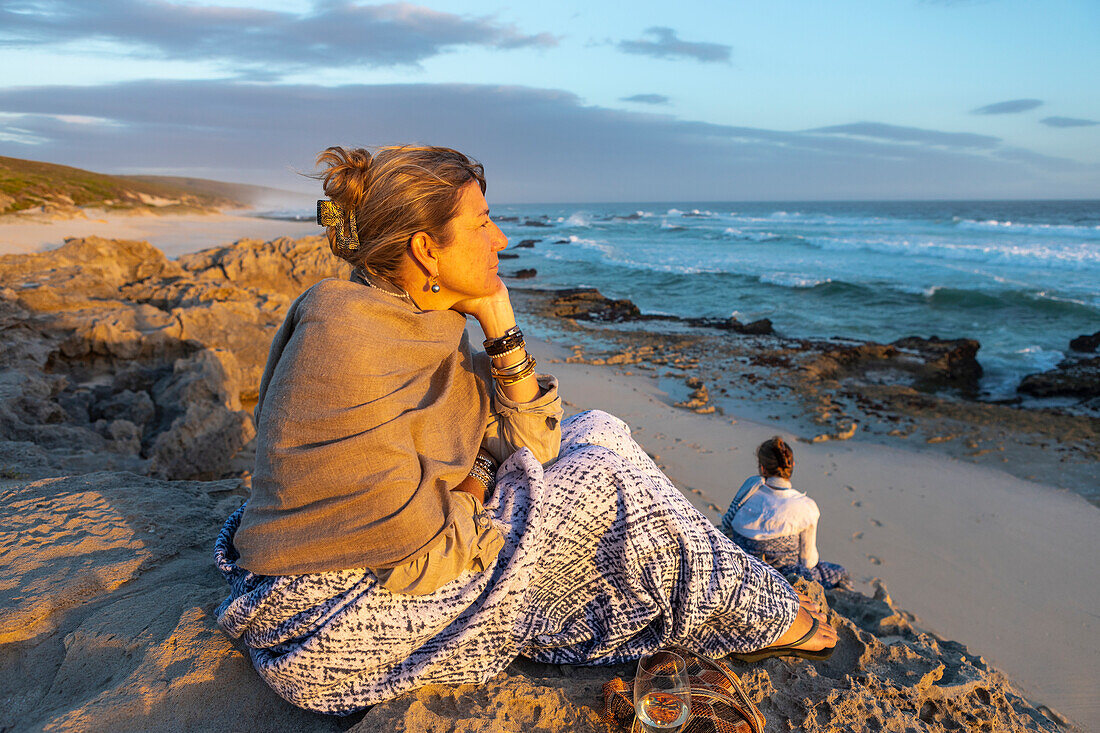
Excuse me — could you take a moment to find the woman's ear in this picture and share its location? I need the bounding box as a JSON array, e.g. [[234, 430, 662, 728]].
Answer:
[[409, 231, 441, 277]]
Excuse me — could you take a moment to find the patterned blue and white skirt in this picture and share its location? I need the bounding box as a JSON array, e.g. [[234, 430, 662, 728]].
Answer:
[[727, 533, 851, 589], [214, 410, 798, 714]]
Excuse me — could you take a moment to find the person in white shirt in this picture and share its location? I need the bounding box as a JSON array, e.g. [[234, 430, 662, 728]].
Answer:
[[721, 436, 850, 589]]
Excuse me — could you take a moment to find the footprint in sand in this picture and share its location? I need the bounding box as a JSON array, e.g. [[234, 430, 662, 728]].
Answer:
[[867, 555, 883, 565], [707, 503, 721, 512], [870, 519, 883, 527], [690, 488, 703, 495], [845, 485, 855, 492], [851, 531, 864, 541], [851, 500, 862, 507]]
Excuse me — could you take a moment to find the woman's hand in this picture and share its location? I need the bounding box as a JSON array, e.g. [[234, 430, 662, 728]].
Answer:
[[450, 277, 516, 338]]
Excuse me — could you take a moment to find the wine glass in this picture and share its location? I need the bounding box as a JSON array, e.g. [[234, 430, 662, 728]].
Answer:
[[633, 650, 691, 733]]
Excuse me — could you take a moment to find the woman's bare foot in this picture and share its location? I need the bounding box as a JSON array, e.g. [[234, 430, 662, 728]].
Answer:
[[729, 605, 838, 663]]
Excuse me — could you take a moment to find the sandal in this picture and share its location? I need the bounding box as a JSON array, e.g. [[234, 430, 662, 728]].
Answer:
[[728, 616, 835, 663]]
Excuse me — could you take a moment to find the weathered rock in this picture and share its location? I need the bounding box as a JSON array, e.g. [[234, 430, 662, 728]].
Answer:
[[148, 350, 254, 480], [1018, 356, 1100, 398], [891, 336, 983, 394], [92, 389, 155, 427], [730, 317, 774, 335], [0, 235, 349, 480], [549, 288, 642, 323], [175, 235, 349, 300], [511, 268, 538, 279], [1069, 330, 1100, 353]]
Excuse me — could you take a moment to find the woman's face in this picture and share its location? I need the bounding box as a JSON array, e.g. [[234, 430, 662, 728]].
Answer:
[[434, 181, 508, 299]]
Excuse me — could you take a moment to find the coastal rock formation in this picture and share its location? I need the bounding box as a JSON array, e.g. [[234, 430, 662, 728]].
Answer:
[[727, 316, 774, 335], [797, 337, 983, 396], [549, 288, 643, 323], [0, 470, 1070, 732], [1016, 333, 1100, 404], [1069, 330, 1100, 353], [1017, 356, 1100, 399], [0, 235, 347, 482], [890, 336, 983, 395]]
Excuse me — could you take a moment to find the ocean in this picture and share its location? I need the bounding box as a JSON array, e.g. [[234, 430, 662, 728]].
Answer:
[[264, 200, 1100, 398]]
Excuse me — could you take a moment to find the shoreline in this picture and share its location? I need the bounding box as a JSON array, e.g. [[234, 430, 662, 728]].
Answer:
[[508, 286, 1100, 509], [0, 207, 317, 258], [529, 338, 1099, 729]]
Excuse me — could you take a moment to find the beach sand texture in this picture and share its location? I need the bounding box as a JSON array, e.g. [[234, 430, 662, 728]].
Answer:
[[0, 219, 1094, 731]]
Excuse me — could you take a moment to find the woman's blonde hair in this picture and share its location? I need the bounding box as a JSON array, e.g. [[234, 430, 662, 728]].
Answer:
[[314, 145, 486, 278], [756, 436, 794, 479]]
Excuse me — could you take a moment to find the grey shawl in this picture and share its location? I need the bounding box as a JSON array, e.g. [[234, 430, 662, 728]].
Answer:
[[233, 276, 491, 575]]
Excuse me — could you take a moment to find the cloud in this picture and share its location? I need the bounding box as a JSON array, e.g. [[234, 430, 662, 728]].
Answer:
[[971, 99, 1043, 115], [0, 80, 1093, 201], [808, 122, 1000, 149], [1040, 116, 1098, 128], [0, 0, 556, 71], [620, 94, 670, 105], [617, 27, 730, 64]]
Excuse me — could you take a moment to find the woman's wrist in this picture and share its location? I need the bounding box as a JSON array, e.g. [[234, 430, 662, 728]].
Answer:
[[473, 295, 517, 340]]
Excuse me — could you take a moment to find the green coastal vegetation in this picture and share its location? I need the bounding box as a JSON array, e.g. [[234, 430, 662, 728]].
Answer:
[[0, 155, 260, 215]]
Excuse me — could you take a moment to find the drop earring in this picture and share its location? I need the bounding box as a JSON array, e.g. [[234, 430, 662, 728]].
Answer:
[[430, 274, 441, 293]]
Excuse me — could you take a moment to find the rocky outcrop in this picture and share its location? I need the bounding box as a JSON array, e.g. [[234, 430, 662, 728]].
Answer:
[[1018, 356, 1100, 399], [795, 337, 983, 396], [0, 471, 1070, 732], [549, 288, 643, 323], [0, 235, 347, 481], [891, 336, 983, 395], [1069, 331, 1100, 353]]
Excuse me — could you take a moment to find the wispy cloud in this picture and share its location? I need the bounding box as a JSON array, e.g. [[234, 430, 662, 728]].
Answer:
[[617, 27, 730, 64], [620, 94, 670, 105], [1040, 116, 1098, 128], [808, 122, 1000, 149], [971, 99, 1043, 115], [0, 0, 556, 71], [1, 79, 1092, 200]]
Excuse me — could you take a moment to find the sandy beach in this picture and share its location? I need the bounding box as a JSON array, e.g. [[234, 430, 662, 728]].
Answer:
[[0, 213, 1095, 731], [0, 209, 316, 258], [544, 347, 1099, 728]]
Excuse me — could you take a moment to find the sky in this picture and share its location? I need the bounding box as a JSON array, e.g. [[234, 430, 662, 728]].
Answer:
[[1, 0, 1098, 202]]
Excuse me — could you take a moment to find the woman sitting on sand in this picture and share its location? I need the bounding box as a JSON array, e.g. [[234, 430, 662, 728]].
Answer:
[[213, 145, 836, 714], [721, 437, 851, 589]]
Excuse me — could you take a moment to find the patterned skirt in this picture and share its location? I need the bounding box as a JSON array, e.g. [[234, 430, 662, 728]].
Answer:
[[214, 410, 798, 714], [727, 533, 851, 589]]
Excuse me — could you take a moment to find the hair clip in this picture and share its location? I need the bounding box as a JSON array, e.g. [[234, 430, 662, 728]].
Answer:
[[316, 199, 360, 251]]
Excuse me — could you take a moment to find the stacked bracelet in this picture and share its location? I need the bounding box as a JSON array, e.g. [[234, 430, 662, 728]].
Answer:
[[492, 356, 536, 386], [484, 326, 524, 357], [492, 342, 527, 360], [474, 451, 498, 475], [467, 452, 499, 494], [467, 463, 494, 492]]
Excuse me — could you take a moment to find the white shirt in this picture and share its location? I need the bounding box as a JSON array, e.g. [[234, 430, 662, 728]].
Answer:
[[726, 476, 821, 569]]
